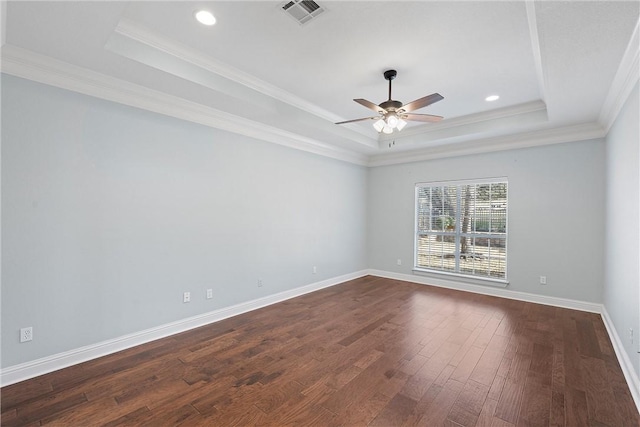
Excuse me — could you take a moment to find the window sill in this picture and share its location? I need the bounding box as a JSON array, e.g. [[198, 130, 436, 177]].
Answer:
[[412, 268, 509, 288]]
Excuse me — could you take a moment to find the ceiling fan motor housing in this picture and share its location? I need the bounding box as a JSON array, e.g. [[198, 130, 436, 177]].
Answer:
[[379, 100, 403, 111]]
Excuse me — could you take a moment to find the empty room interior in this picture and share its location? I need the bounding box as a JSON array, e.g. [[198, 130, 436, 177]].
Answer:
[[1, 1, 639, 426]]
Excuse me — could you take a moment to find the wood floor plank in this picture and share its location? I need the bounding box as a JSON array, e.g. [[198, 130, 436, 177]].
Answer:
[[516, 372, 551, 427], [474, 317, 502, 349], [354, 348, 385, 370], [575, 317, 603, 358], [337, 313, 396, 346], [100, 406, 154, 427], [40, 396, 123, 426], [398, 353, 429, 376], [456, 379, 491, 415], [469, 348, 504, 387], [581, 355, 622, 426], [11, 391, 87, 426], [549, 389, 565, 427], [1, 276, 637, 426], [401, 341, 461, 401], [476, 397, 499, 427], [319, 332, 413, 414], [450, 345, 485, 383], [487, 372, 507, 401], [493, 348, 533, 426], [338, 391, 393, 426], [447, 380, 490, 426], [434, 364, 457, 388], [370, 393, 418, 426], [414, 379, 465, 426], [0, 376, 53, 410], [142, 404, 202, 426], [565, 386, 589, 426], [450, 328, 483, 367], [529, 343, 553, 380]]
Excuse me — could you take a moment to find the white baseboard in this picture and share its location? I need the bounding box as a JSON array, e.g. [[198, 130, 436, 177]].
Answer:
[[601, 307, 640, 411], [368, 269, 640, 414], [5, 268, 638, 419], [367, 269, 603, 313], [0, 270, 368, 387]]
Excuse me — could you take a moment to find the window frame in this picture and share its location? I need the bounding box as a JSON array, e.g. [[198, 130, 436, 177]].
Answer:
[[413, 177, 509, 285]]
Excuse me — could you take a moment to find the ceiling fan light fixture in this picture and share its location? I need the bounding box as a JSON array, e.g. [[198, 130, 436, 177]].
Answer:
[[382, 125, 393, 134], [195, 10, 216, 26], [386, 114, 399, 128], [373, 119, 385, 132], [396, 118, 407, 131]]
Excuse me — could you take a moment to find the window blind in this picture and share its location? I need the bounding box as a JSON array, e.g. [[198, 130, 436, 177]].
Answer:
[[415, 179, 508, 279]]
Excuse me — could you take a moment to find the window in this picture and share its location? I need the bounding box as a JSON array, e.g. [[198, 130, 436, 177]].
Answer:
[[414, 179, 508, 281]]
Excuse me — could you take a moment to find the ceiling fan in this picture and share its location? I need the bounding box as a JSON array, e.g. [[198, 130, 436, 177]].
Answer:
[[336, 69, 444, 134]]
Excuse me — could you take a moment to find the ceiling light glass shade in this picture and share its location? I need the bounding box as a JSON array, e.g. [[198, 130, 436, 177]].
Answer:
[[396, 118, 407, 131], [382, 125, 393, 134], [195, 10, 217, 26], [373, 119, 385, 132], [485, 95, 500, 102], [386, 114, 399, 128]]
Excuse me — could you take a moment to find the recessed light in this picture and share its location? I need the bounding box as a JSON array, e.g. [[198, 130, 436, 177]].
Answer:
[[485, 95, 500, 102], [195, 10, 216, 26]]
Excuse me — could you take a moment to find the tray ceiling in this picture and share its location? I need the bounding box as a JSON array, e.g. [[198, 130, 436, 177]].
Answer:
[[2, 1, 638, 164]]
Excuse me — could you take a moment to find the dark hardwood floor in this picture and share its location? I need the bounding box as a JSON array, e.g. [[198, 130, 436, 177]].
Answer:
[[2, 276, 638, 426]]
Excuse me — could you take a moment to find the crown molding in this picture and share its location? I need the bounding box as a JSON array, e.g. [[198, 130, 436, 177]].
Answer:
[[379, 100, 547, 144], [368, 122, 605, 167], [114, 18, 336, 118], [1, 1, 6, 48], [0, 45, 604, 169], [525, 0, 547, 105], [0, 44, 368, 166], [114, 18, 372, 144], [599, 17, 640, 132]]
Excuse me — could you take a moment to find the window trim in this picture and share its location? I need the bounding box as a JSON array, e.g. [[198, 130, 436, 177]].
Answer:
[[412, 268, 509, 287], [413, 177, 509, 284]]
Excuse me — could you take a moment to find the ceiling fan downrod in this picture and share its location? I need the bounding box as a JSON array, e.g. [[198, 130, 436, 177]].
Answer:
[[384, 69, 397, 101], [379, 70, 402, 112]]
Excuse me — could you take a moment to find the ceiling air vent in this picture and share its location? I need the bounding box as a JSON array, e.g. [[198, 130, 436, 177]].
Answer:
[[281, 0, 325, 25]]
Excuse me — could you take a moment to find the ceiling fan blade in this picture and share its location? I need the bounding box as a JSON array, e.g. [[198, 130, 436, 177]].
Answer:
[[403, 113, 444, 123], [335, 116, 378, 125], [398, 93, 444, 113], [354, 98, 385, 113]]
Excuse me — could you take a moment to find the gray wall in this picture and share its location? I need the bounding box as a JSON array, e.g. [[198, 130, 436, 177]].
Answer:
[[368, 140, 606, 302], [2, 72, 631, 377], [604, 82, 639, 377], [1, 75, 368, 367]]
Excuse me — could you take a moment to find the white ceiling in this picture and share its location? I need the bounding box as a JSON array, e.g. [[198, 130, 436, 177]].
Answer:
[[2, 1, 639, 165]]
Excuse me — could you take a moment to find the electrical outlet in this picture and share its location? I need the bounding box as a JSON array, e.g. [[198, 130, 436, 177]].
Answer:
[[258, 279, 263, 287], [539, 276, 547, 285], [313, 266, 317, 274], [206, 289, 213, 299], [397, 259, 402, 266], [20, 327, 33, 343], [183, 292, 191, 303]]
